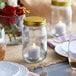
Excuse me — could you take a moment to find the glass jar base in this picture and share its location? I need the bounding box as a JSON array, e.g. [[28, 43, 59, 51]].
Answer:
[[23, 52, 47, 63], [50, 31, 65, 37], [50, 32, 60, 37], [71, 67, 76, 70], [23, 56, 45, 63], [6, 38, 22, 46]]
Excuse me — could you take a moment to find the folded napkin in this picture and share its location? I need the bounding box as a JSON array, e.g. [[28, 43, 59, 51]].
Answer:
[[47, 35, 70, 49], [28, 72, 39, 76]]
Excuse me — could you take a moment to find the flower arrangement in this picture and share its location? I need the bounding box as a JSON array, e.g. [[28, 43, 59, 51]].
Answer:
[[0, 1, 29, 42]]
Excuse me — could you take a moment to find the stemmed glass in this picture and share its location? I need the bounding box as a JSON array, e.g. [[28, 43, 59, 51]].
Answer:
[[68, 34, 76, 70]]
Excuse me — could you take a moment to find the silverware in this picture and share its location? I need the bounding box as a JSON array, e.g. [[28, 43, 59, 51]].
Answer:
[[40, 71, 48, 76], [40, 67, 48, 76]]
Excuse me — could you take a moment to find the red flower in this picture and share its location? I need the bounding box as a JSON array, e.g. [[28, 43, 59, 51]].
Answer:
[[0, 6, 17, 26], [16, 7, 25, 16], [2, 6, 16, 16]]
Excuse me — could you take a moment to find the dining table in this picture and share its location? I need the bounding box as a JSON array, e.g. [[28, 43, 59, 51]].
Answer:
[[33, 61, 75, 76], [33, 23, 76, 76], [1, 0, 76, 76], [2, 23, 76, 76]]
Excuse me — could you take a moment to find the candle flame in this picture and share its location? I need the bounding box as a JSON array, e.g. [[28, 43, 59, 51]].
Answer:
[[32, 43, 36, 48], [59, 21, 62, 24], [58, 21, 63, 27]]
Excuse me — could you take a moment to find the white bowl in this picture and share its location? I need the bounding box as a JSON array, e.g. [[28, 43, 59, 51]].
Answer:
[[0, 61, 28, 76]]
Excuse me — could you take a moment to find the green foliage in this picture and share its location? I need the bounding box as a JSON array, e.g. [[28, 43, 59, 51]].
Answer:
[[0, 0, 4, 4]]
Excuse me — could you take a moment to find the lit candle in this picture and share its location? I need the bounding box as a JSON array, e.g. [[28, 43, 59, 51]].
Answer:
[[55, 21, 66, 36], [28, 43, 40, 60]]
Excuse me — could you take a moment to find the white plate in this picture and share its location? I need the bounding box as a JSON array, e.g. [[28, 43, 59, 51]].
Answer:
[[55, 44, 68, 57], [0, 61, 28, 76], [61, 41, 76, 53], [61, 42, 69, 53], [55, 41, 76, 57], [19, 64, 28, 76]]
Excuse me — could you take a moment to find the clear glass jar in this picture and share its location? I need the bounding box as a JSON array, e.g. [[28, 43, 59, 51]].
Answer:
[[22, 16, 47, 63], [50, 0, 72, 37], [0, 15, 24, 45]]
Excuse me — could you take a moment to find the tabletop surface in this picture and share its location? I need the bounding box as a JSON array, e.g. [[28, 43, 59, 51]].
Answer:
[[33, 61, 76, 76]]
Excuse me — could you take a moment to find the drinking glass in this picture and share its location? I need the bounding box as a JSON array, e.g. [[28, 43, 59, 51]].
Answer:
[[0, 27, 6, 60], [68, 34, 76, 70]]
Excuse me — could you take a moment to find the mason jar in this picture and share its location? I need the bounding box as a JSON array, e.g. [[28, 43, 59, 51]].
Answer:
[[22, 16, 47, 63], [50, 0, 72, 37]]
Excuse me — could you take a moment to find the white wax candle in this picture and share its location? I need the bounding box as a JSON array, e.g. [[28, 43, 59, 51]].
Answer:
[[55, 21, 66, 36], [28, 43, 40, 60]]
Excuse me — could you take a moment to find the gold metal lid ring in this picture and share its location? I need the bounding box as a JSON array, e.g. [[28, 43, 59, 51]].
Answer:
[[24, 16, 46, 27]]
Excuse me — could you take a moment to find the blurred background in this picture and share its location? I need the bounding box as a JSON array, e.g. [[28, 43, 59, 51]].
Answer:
[[19, 0, 76, 23], [4, 0, 76, 23]]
